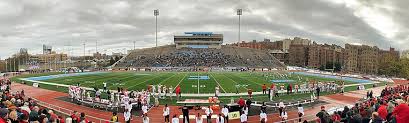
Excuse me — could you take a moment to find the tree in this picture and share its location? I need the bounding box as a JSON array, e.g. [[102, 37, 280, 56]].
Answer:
[[378, 55, 401, 77], [321, 62, 341, 72], [319, 64, 325, 71], [334, 62, 341, 72], [399, 58, 409, 79], [377, 58, 409, 79], [325, 62, 333, 70]]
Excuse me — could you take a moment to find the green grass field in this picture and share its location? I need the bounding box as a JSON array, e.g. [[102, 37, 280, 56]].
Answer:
[[11, 71, 386, 105], [17, 71, 357, 94]]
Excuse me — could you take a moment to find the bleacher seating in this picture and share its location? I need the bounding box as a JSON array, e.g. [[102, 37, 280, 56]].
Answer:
[[114, 45, 285, 69]]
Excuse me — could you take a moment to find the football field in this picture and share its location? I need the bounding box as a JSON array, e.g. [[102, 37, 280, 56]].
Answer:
[[26, 71, 363, 94]]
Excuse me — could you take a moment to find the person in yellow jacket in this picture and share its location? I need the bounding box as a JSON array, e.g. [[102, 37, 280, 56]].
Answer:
[[110, 112, 118, 123]]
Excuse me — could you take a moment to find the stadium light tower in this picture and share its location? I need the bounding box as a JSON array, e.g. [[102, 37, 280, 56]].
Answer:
[[96, 40, 98, 53], [83, 42, 86, 57], [8, 58, 11, 72], [9, 58, 12, 72], [133, 41, 136, 50], [13, 55, 16, 72], [68, 41, 72, 68], [83, 42, 86, 68], [5, 58, 7, 72], [333, 47, 336, 72], [237, 9, 242, 43], [154, 9, 159, 47]]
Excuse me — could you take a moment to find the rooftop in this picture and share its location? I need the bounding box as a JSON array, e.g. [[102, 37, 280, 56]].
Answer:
[[184, 32, 213, 35]]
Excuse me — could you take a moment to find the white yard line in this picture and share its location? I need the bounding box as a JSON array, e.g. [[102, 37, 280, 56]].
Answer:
[[222, 74, 249, 90], [172, 73, 188, 92], [236, 74, 263, 86], [197, 72, 200, 94], [19, 78, 95, 91], [105, 73, 147, 88], [209, 73, 227, 93], [158, 73, 178, 85], [127, 73, 169, 89]]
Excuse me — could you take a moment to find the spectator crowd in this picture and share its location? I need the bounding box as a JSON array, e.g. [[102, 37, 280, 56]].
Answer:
[[131, 49, 234, 67], [0, 78, 97, 123], [315, 84, 409, 123]]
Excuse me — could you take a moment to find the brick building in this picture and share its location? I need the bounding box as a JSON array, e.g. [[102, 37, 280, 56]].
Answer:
[[286, 41, 344, 69], [232, 37, 311, 52], [281, 37, 311, 52], [233, 39, 283, 50], [318, 44, 343, 69], [236, 40, 265, 49], [379, 47, 400, 63], [306, 43, 320, 68], [344, 44, 359, 72], [230, 37, 400, 75], [232, 37, 311, 64], [344, 44, 379, 74], [302, 43, 343, 69], [0, 60, 5, 72], [288, 44, 308, 67], [359, 45, 379, 74]]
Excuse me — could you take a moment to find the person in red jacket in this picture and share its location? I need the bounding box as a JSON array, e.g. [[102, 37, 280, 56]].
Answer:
[[393, 99, 409, 123], [58, 116, 65, 123], [237, 97, 245, 109], [289, 84, 293, 94], [147, 85, 152, 93], [175, 86, 181, 100], [331, 111, 341, 122], [286, 84, 292, 95], [49, 110, 58, 122], [71, 111, 79, 123], [377, 101, 388, 120], [270, 83, 275, 90], [262, 84, 267, 94]]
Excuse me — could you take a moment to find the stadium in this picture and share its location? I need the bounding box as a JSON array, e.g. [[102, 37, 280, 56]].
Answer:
[[12, 32, 375, 96], [1, 1, 409, 123], [2, 31, 406, 123]]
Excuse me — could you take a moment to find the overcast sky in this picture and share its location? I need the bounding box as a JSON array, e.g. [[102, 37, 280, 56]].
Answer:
[[0, 0, 408, 59]]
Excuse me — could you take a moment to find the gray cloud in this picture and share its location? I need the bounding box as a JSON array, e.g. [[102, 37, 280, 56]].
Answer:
[[0, 0, 408, 59]]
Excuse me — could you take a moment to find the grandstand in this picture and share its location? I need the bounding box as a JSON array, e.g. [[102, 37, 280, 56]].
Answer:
[[113, 45, 286, 69]]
